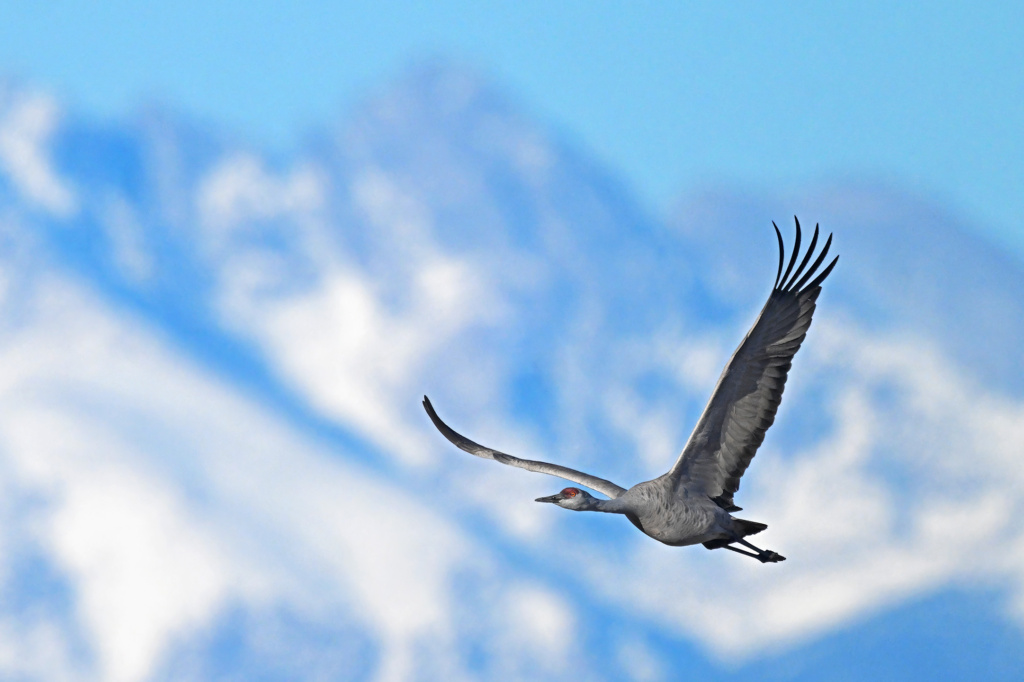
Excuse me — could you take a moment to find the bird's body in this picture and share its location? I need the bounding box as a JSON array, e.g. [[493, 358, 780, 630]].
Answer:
[[616, 478, 734, 547], [424, 218, 838, 563]]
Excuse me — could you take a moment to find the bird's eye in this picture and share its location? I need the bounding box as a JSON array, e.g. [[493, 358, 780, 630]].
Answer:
[[561, 488, 578, 497]]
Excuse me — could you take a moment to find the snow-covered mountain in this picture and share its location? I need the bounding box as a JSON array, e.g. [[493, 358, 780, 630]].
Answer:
[[1, 64, 1022, 680]]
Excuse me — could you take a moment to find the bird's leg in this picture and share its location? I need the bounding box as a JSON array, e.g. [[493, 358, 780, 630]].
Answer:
[[722, 544, 762, 559], [736, 538, 786, 563]]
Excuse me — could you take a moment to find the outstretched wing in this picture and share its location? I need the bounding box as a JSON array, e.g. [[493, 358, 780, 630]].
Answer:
[[423, 396, 627, 499], [669, 218, 838, 511]]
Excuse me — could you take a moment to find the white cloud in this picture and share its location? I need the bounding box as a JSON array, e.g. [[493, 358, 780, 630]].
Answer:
[[616, 637, 665, 682], [502, 584, 575, 662], [0, 91, 77, 216], [452, 580, 577, 680], [655, 330, 730, 393], [604, 387, 685, 471], [0, 618, 82, 682], [452, 463, 559, 541]]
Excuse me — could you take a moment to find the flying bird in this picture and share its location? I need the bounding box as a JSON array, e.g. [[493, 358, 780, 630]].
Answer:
[[423, 218, 837, 563]]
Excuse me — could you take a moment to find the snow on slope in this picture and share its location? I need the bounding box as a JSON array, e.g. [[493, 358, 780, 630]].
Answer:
[[1, 63, 1024, 679], [0, 207, 580, 681]]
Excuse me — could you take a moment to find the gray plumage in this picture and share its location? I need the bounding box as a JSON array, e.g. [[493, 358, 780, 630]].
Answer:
[[423, 218, 838, 563]]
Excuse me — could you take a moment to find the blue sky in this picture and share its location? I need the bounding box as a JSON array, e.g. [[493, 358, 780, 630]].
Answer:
[[2, 1, 1022, 253]]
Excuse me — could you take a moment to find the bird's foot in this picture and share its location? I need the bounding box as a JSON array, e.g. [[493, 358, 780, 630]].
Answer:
[[759, 550, 786, 563]]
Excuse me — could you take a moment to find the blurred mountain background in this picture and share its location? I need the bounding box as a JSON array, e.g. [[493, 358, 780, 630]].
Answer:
[[1, 4, 1023, 681]]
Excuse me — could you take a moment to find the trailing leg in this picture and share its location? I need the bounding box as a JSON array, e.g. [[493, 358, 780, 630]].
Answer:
[[702, 536, 786, 563], [737, 538, 786, 563], [705, 540, 785, 563], [722, 544, 762, 559]]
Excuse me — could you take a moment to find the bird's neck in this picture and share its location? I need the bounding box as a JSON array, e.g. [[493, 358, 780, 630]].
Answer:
[[579, 496, 631, 514]]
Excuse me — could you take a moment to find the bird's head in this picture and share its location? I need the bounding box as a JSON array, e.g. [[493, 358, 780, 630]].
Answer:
[[535, 487, 594, 510]]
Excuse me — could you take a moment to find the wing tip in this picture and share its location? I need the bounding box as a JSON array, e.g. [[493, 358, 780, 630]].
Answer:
[[778, 216, 802, 290], [806, 254, 839, 290], [773, 218, 839, 294], [772, 222, 784, 289], [422, 395, 456, 440]]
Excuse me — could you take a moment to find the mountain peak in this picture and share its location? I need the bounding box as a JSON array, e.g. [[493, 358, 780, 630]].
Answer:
[[352, 58, 503, 128]]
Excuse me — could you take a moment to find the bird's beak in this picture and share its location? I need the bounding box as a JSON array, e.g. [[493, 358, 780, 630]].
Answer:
[[535, 494, 562, 504]]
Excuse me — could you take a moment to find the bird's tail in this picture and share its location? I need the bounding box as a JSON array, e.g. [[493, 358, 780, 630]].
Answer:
[[732, 518, 767, 538]]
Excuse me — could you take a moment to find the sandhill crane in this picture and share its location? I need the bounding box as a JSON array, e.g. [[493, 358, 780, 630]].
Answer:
[[424, 218, 837, 563]]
